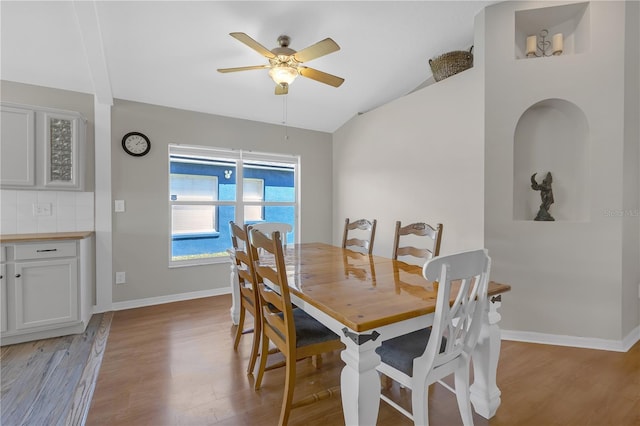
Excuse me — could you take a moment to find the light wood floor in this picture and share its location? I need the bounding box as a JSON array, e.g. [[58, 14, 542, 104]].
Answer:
[[85, 294, 640, 426], [1, 313, 111, 426]]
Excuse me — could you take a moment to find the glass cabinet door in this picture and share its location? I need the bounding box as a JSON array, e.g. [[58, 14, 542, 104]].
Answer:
[[44, 112, 83, 189]]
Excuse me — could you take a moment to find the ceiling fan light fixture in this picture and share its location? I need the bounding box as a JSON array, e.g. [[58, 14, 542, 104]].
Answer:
[[269, 65, 299, 85]]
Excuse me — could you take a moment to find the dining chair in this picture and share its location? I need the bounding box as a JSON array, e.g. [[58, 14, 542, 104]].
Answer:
[[342, 218, 377, 254], [249, 222, 293, 247], [249, 228, 345, 426], [392, 221, 443, 262], [375, 248, 491, 426], [229, 221, 262, 375]]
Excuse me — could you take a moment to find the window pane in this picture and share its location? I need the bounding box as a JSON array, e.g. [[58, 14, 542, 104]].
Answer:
[[170, 174, 217, 201], [244, 161, 295, 202], [171, 205, 235, 261], [172, 204, 215, 234], [243, 178, 264, 201], [170, 156, 236, 201]]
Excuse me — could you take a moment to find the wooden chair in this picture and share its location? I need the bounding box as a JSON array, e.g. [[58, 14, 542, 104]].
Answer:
[[342, 218, 377, 254], [229, 221, 262, 375], [376, 249, 491, 426], [392, 221, 443, 262], [249, 228, 345, 426]]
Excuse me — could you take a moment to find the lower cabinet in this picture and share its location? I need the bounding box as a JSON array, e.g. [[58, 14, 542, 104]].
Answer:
[[1, 236, 93, 345]]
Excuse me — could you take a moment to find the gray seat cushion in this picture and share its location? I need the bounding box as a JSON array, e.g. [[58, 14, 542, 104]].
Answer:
[[273, 308, 340, 347], [375, 327, 446, 376], [292, 308, 340, 347]]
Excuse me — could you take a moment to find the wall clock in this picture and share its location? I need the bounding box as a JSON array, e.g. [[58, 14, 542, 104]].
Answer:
[[121, 132, 151, 157]]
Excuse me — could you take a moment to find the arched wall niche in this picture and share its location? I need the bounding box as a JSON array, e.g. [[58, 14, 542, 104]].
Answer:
[[513, 98, 590, 222]]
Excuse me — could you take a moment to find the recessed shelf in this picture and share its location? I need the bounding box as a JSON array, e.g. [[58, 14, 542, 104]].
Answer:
[[515, 2, 590, 59], [513, 98, 590, 222]]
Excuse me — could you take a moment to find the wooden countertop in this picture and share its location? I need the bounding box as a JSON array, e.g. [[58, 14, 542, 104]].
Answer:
[[0, 231, 94, 243]]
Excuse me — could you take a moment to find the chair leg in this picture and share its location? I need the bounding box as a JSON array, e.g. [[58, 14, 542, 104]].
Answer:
[[233, 305, 246, 350], [278, 355, 296, 426], [254, 331, 270, 390], [247, 312, 261, 375], [411, 380, 430, 426], [454, 364, 474, 426]]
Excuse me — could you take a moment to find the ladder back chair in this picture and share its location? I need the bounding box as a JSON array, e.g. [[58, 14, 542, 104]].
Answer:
[[342, 218, 377, 254], [375, 249, 491, 426], [249, 228, 345, 426], [392, 221, 443, 262], [229, 221, 262, 375]]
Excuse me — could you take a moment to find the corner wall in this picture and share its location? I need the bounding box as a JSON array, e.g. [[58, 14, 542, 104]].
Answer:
[[484, 1, 637, 343]]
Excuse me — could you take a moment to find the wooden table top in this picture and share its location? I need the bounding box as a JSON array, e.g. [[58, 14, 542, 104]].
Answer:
[[278, 243, 511, 332], [0, 231, 94, 243]]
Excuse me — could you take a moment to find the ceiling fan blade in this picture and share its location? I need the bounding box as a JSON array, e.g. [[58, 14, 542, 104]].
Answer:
[[229, 32, 276, 59], [275, 83, 288, 95], [298, 66, 344, 87], [217, 65, 270, 73], [293, 38, 340, 63]]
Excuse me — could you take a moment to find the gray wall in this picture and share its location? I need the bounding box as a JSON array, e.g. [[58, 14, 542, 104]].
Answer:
[[1, 80, 95, 191], [111, 99, 332, 303]]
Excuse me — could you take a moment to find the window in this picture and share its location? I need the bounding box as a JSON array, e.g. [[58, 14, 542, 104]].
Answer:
[[169, 145, 298, 267]]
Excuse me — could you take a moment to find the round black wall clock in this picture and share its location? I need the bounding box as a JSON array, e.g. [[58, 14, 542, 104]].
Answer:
[[121, 132, 151, 157]]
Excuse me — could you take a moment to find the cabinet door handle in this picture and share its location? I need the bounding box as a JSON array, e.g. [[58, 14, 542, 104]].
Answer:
[[15, 274, 21, 278], [36, 249, 58, 253]]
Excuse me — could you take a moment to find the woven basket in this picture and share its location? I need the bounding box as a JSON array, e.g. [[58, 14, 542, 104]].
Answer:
[[429, 46, 474, 82]]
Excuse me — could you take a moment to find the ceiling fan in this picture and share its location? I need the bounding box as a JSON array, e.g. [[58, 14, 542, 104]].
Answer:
[[217, 32, 345, 95]]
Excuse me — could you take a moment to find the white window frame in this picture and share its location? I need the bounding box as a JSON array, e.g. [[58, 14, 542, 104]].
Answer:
[[168, 144, 299, 268]]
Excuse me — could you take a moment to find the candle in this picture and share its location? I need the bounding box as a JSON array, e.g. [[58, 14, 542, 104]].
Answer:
[[552, 33, 563, 55], [526, 35, 537, 56]]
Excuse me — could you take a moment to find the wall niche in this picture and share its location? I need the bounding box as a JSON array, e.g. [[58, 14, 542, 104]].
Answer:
[[514, 2, 590, 59], [513, 98, 589, 222]]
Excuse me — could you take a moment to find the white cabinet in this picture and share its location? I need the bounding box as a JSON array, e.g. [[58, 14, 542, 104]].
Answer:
[[1, 247, 7, 333], [1, 236, 93, 345], [0, 102, 85, 191], [0, 105, 35, 187]]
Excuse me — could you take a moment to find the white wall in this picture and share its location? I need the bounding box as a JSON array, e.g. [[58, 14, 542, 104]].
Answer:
[[332, 66, 485, 261], [484, 1, 638, 343], [111, 99, 333, 303]]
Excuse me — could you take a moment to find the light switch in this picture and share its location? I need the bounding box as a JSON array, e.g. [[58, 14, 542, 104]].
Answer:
[[114, 199, 125, 212], [33, 203, 52, 216]]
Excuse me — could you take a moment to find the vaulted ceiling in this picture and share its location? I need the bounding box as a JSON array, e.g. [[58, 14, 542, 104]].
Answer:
[[1, 1, 495, 133]]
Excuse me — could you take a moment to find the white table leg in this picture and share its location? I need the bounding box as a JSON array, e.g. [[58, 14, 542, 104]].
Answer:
[[229, 261, 240, 325], [339, 330, 382, 426], [470, 295, 503, 418]]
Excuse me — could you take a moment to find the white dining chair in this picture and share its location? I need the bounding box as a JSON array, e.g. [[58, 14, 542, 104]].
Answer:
[[249, 222, 293, 247], [375, 248, 491, 426]]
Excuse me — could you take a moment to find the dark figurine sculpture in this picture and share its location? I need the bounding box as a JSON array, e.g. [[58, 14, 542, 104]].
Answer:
[[531, 172, 555, 221]]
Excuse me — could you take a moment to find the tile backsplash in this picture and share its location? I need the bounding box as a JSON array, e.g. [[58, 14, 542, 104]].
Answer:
[[1, 190, 94, 234]]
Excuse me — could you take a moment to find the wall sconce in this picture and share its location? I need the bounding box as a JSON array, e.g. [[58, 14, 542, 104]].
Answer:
[[526, 29, 563, 57]]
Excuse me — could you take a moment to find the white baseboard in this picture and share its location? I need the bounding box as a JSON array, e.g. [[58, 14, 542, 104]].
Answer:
[[501, 324, 640, 353], [108, 287, 231, 312]]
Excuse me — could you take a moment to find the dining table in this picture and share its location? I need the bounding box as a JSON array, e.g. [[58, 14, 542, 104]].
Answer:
[[228, 242, 511, 425]]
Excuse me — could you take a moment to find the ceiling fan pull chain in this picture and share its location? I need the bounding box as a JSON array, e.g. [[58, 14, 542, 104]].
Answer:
[[283, 95, 289, 141]]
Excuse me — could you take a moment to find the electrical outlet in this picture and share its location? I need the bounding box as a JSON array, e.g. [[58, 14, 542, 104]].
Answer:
[[115, 271, 126, 284], [33, 203, 52, 216]]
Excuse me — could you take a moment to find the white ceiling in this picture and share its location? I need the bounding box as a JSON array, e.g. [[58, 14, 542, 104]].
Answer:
[[1, 1, 495, 133]]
